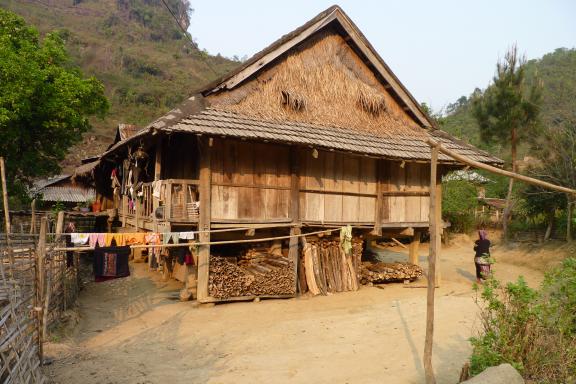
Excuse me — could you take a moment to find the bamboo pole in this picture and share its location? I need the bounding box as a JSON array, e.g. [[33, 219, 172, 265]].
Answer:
[[0, 157, 10, 235], [423, 145, 439, 384], [36, 217, 47, 362], [52, 227, 340, 251], [427, 139, 576, 195], [0, 157, 14, 268]]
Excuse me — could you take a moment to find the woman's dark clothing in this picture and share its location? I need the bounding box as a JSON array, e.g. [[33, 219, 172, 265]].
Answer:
[[474, 239, 491, 279], [474, 239, 491, 257]]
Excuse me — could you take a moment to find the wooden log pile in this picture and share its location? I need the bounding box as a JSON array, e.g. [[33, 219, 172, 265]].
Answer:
[[359, 262, 423, 284], [208, 246, 296, 299], [300, 237, 363, 295]]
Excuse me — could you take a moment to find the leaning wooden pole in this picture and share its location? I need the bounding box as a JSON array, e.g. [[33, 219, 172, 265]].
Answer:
[[426, 139, 576, 196], [423, 144, 439, 384]]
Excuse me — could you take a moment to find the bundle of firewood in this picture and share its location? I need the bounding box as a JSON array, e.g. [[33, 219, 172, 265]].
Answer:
[[209, 251, 296, 299], [359, 262, 423, 284], [300, 237, 363, 296]]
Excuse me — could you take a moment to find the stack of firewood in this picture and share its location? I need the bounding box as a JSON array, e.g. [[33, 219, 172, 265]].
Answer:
[[300, 237, 363, 296], [359, 262, 423, 284], [208, 247, 296, 299]]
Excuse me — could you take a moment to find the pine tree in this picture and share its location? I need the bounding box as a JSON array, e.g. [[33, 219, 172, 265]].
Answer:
[[472, 45, 541, 242]]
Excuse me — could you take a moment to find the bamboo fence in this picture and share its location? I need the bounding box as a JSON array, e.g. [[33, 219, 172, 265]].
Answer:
[[0, 232, 80, 383]]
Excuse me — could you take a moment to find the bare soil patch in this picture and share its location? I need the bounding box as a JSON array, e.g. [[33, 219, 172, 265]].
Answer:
[[44, 237, 565, 383]]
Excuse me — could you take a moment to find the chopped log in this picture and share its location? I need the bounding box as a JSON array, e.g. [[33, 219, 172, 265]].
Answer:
[[360, 262, 423, 284]]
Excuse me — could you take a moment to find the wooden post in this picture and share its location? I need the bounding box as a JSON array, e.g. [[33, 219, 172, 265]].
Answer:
[[55, 211, 64, 240], [197, 137, 212, 303], [408, 230, 421, 265], [423, 145, 439, 384], [135, 197, 140, 232], [30, 198, 36, 234], [567, 198, 574, 242], [372, 159, 383, 236], [36, 217, 47, 362], [121, 195, 127, 228], [153, 135, 162, 218], [435, 172, 442, 286], [1, 157, 11, 244], [289, 147, 301, 294]]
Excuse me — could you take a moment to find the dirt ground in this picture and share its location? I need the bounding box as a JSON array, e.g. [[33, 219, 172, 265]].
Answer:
[[43, 231, 562, 384]]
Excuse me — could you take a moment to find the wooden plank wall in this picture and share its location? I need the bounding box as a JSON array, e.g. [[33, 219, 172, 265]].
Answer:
[[299, 150, 377, 223], [209, 139, 429, 225], [381, 161, 430, 224], [211, 139, 291, 221]]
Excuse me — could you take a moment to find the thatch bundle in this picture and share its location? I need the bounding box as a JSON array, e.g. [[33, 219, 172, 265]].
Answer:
[[209, 31, 425, 138]]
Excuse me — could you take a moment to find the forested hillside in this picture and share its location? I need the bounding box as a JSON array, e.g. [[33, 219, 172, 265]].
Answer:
[[439, 48, 576, 160], [0, 0, 238, 168]]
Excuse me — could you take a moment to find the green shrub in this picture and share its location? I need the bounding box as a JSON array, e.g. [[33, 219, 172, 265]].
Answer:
[[442, 179, 478, 233], [469, 259, 576, 382]]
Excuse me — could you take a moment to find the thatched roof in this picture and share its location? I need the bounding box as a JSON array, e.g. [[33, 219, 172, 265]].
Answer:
[[200, 5, 432, 129], [100, 6, 502, 166]]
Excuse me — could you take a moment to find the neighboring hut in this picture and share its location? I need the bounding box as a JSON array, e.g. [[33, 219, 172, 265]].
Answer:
[[29, 175, 95, 210], [92, 6, 502, 302]]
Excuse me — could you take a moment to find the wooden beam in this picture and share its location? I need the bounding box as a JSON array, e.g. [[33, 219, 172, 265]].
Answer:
[[428, 139, 576, 196], [381, 190, 430, 197], [197, 137, 212, 303], [424, 145, 439, 384]]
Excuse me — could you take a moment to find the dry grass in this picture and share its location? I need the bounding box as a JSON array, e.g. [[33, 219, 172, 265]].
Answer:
[[210, 32, 426, 138]]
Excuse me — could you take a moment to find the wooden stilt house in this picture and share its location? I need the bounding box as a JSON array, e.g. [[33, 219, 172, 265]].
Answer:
[[95, 6, 502, 302]]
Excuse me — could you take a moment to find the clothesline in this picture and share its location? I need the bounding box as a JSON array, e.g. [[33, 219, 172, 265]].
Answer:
[[18, 223, 307, 237], [53, 227, 341, 252]]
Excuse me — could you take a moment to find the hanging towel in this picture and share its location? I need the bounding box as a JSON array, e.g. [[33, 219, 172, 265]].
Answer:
[[152, 180, 162, 198], [105, 233, 125, 247], [89, 233, 106, 248], [71, 233, 89, 245], [339, 225, 353, 255], [163, 232, 179, 245], [179, 231, 195, 240]]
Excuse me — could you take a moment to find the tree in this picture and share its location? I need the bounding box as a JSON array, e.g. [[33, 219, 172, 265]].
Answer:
[[528, 122, 576, 240], [442, 179, 478, 233], [0, 9, 109, 200], [472, 45, 541, 242]]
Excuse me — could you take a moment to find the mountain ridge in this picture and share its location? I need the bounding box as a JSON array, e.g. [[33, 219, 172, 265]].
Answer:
[[0, 0, 239, 169]]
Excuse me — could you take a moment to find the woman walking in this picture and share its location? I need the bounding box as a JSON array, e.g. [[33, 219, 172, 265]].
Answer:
[[473, 229, 491, 283]]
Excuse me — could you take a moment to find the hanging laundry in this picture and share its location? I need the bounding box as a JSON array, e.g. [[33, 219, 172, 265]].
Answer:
[[340, 225, 353, 255], [163, 232, 180, 245], [70, 233, 89, 245], [152, 180, 162, 198], [89, 233, 106, 248], [179, 231, 195, 240], [105, 233, 125, 247], [93, 246, 130, 282], [124, 232, 145, 245], [145, 232, 161, 264]]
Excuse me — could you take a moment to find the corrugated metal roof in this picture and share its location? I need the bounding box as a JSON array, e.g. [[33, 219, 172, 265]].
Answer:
[[169, 108, 502, 164], [34, 186, 95, 203]]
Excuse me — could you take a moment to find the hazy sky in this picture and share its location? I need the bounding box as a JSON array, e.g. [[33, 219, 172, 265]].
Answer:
[[188, 1, 575, 112]]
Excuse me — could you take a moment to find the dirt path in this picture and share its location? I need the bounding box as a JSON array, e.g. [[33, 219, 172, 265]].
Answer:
[[44, 237, 550, 384]]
